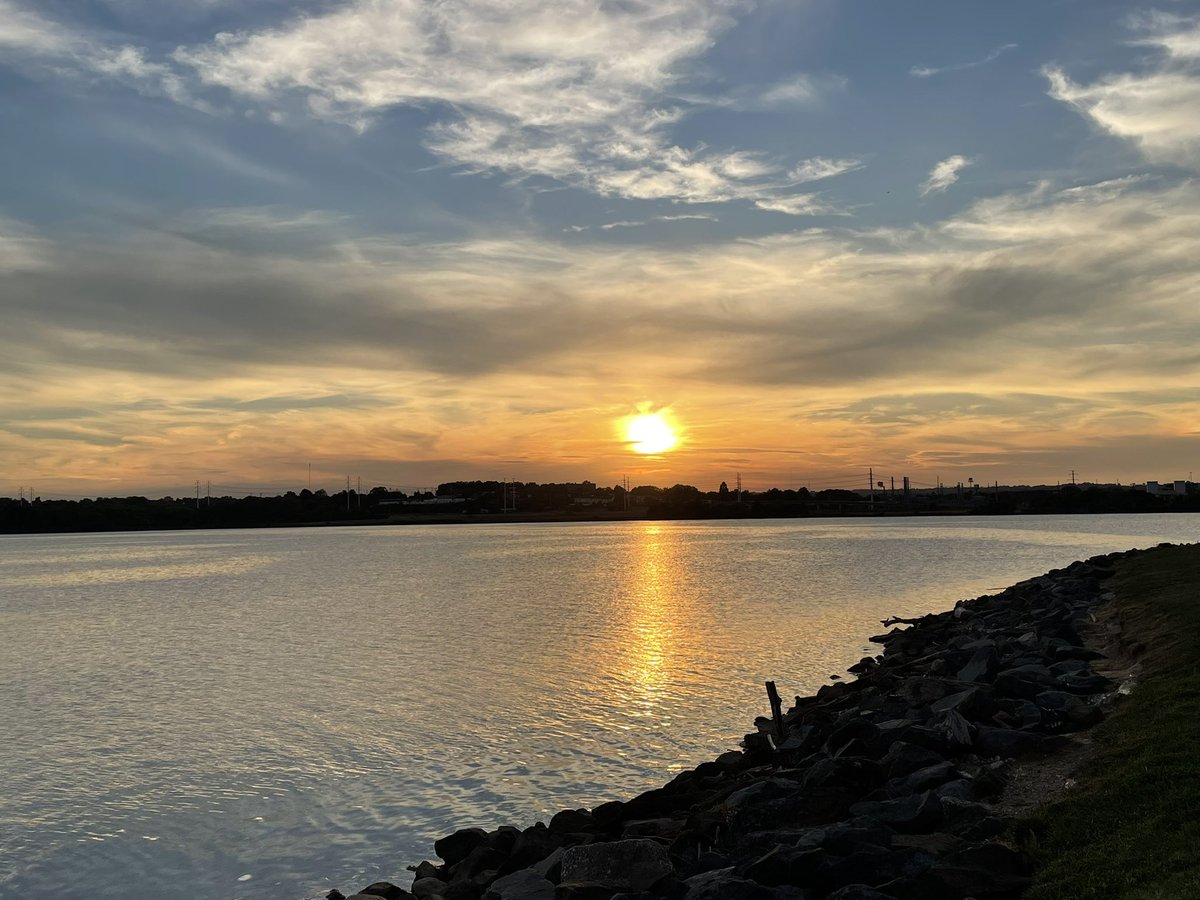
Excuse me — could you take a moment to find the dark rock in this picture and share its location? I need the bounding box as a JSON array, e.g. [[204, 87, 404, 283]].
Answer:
[[501, 827, 563, 875], [360, 884, 414, 900], [878, 739, 940, 782], [743, 732, 775, 758], [682, 868, 772, 900], [776, 726, 820, 757], [849, 791, 942, 834], [483, 870, 555, 900], [974, 725, 1045, 758], [1035, 690, 1104, 729], [882, 761, 956, 798], [816, 821, 894, 855], [413, 862, 444, 882], [931, 687, 994, 720], [437, 829, 491, 867], [740, 845, 827, 886], [955, 645, 998, 683], [328, 892, 347, 900], [891, 832, 962, 856], [554, 883, 615, 900], [824, 887, 898, 900], [818, 846, 931, 893], [591, 801, 625, 827], [1057, 672, 1114, 694], [818, 682, 851, 703], [450, 846, 510, 885], [929, 709, 974, 749], [802, 757, 882, 795], [549, 810, 595, 836], [622, 818, 685, 840], [994, 665, 1056, 700], [560, 839, 673, 892], [992, 698, 1043, 730], [413, 877, 449, 899], [915, 842, 1031, 898], [486, 827, 522, 856], [443, 884, 483, 900], [826, 718, 882, 758], [530, 848, 565, 882]]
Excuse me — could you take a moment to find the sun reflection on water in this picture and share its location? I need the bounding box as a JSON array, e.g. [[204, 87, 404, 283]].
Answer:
[[617, 525, 688, 717]]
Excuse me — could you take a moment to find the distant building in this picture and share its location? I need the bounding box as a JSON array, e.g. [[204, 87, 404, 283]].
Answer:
[[1141, 480, 1190, 495]]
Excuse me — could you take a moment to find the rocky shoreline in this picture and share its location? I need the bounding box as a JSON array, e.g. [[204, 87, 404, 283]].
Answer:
[[331, 549, 1140, 900]]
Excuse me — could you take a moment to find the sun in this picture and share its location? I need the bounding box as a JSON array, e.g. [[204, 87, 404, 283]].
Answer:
[[625, 413, 678, 454]]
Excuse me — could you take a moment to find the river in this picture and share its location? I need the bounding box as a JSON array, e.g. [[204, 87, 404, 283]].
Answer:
[[1, 514, 1196, 899]]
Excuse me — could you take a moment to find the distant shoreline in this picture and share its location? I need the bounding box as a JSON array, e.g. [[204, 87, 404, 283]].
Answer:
[[7, 505, 1200, 537]]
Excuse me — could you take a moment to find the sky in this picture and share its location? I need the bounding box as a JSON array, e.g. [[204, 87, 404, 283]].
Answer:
[[2, 0, 1199, 497]]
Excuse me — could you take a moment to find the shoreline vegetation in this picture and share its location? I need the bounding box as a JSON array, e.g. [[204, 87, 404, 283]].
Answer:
[[3, 481, 1198, 535], [331, 543, 1200, 900]]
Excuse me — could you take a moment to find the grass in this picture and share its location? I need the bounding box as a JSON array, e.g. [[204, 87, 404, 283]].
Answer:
[[1023, 543, 1200, 900]]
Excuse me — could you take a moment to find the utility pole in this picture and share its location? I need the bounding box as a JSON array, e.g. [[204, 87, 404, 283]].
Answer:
[[1070, 469, 1077, 486], [357, 476, 362, 509], [890, 475, 895, 501], [206, 480, 211, 506], [868, 467, 874, 511], [195, 480, 200, 510], [736, 472, 743, 503], [346, 475, 351, 510]]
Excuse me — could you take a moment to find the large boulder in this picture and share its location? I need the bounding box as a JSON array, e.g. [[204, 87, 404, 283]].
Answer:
[[682, 868, 771, 900], [437, 829, 490, 867], [482, 869, 555, 900], [560, 839, 673, 893]]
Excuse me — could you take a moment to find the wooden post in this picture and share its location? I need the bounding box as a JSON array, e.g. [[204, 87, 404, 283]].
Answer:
[[765, 680, 784, 742]]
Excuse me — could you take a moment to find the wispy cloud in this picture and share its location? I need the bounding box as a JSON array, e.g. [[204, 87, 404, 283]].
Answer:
[[920, 155, 973, 196], [1, 0, 857, 212], [788, 158, 864, 184], [754, 194, 845, 216], [754, 73, 842, 108], [173, 0, 787, 205], [910, 43, 1017, 78], [1045, 15, 1200, 168]]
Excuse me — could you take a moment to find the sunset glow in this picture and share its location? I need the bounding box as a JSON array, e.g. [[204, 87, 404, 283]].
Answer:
[[1, 1, 1198, 496], [625, 414, 678, 455]]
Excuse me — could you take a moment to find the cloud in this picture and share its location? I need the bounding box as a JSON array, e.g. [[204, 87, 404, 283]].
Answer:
[[1045, 15, 1200, 168], [172, 0, 779, 204], [788, 158, 863, 183], [0, 1, 860, 213], [755, 74, 824, 107], [0, 0, 207, 107], [753, 194, 844, 216], [910, 43, 1017, 79], [4, 175, 1200, 490], [920, 155, 972, 196], [3, 176, 1197, 389]]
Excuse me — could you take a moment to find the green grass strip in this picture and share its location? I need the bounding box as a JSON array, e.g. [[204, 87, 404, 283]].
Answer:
[[1024, 543, 1200, 900]]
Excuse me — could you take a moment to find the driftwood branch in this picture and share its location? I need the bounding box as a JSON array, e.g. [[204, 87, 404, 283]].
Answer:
[[880, 615, 925, 627]]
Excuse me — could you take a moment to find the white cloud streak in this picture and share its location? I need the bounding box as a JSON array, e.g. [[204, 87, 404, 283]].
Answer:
[[1046, 15, 1200, 169], [920, 155, 972, 196], [788, 157, 863, 183], [910, 42, 1017, 79], [1, 0, 857, 212]]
